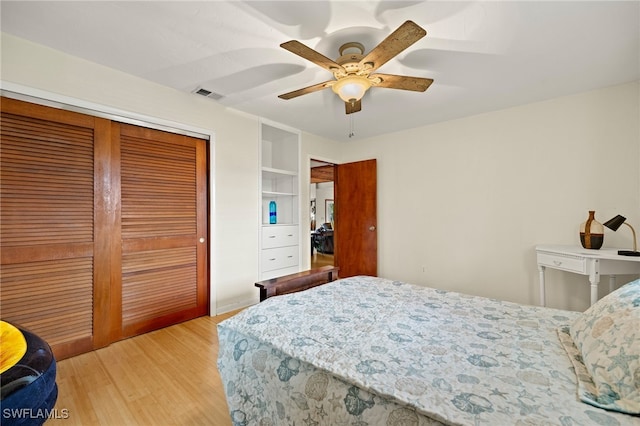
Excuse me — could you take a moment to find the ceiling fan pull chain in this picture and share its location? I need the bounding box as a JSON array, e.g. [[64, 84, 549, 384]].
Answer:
[[349, 115, 355, 138]]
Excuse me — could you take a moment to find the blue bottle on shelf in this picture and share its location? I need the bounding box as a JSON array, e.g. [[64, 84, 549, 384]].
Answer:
[[269, 201, 277, 224]]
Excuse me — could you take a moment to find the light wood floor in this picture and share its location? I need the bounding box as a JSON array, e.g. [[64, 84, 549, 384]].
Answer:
[[311, 252, 334, 268], [48, 311, 240, 426]]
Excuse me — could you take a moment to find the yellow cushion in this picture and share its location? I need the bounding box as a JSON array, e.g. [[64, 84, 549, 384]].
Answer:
[[0, 321, 27, 374]]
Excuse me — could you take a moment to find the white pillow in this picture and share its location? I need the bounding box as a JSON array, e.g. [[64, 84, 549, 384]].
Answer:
[[565, 279, 640, 414]]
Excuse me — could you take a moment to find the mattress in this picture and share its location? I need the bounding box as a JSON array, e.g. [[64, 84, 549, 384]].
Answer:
[[217, 276, 637, 425]]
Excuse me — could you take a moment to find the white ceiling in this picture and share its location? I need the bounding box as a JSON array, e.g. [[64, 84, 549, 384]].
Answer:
[[2, 1, 639, 142]]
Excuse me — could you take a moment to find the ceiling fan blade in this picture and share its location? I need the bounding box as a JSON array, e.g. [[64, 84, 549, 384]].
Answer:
[[345, 99, 362, 114], [371, 74, 433, 92], [278, 80, 334, 100], [280, 40, 345, 73], [359, 21, 426, 72]]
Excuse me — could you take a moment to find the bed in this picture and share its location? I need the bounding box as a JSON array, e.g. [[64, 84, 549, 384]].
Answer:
[[217, 276, 639, 425]]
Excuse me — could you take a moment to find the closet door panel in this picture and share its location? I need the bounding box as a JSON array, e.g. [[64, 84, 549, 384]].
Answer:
[[0, 98, 110, 359], [119, 124, 207, 337], [0, 98, 208, 357]]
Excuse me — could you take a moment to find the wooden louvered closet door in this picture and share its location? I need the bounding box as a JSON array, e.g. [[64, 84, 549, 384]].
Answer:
[[1, 98, 112, 358], [118, 124, 208, 337], [0, 98, 208, 359]]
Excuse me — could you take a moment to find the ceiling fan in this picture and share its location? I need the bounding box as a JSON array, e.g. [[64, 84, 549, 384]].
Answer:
[[278, 21, 433, 114]]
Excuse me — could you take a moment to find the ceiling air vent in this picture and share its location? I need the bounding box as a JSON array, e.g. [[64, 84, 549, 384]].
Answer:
[[192, 87, 224, 101]]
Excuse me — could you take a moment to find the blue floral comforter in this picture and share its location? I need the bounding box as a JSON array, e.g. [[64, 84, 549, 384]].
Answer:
[[217, 276, 636, 425]]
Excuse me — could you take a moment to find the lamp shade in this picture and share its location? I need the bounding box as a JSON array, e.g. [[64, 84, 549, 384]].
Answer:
[[603, 214, 639, 255], [603, 215, 626, 231], [332, 76, 371, 103]]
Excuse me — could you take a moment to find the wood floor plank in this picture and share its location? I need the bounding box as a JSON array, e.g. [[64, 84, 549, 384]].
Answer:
[[47, 313, 240, 425], [311, 252, 334, 268]]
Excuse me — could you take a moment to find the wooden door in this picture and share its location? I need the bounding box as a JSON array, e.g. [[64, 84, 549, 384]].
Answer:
[[334, 159, 377, 277], [118, 124, 208, 338], [0, 97, 209, 359], [0, 97, 112, 358]]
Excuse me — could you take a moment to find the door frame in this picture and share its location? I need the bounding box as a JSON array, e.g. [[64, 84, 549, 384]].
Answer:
[[305, 155, 339, 270], [1, 82, 219, 315], [305, 155, 378, 275]]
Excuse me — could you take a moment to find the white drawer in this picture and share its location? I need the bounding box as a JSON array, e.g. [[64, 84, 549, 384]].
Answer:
[[537, 252, 587, 274], [261, 265, 299, 281], [262, 225, 299, 249], [261, 245, 299, 272]]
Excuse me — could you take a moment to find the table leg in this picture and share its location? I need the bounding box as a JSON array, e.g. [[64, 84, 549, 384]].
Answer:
[[588, 275, 600, 306], [538, 264, 546, 307], [609, 275, 616, 294], [586, 258, 602, 306]]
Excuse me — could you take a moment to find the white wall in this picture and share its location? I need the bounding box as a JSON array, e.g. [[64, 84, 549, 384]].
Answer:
[[340, 81, 640, 311], [313, 183, 335, 226], [0, 33, 341, 313]]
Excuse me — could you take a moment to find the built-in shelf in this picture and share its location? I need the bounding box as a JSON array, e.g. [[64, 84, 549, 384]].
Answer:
[[262, 167, 296, 176], [263, 191, 297, 197], [259, 120, 301, 280]]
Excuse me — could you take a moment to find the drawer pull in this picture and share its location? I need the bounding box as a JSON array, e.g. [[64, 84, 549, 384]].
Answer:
[[269, 258, 276, 261], [287, 255, 293, 258], [553, 261, 562, 266], [268, 236, 276, 239], [287, 234, 294, 237]]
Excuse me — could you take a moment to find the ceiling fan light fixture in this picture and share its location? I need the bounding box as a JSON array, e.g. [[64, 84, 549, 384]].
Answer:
[[332, 75, 371, 103], [279, 21, 430, 114]]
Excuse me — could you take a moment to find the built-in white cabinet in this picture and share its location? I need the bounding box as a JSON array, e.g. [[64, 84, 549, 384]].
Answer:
[[260, 121, 301, 280]]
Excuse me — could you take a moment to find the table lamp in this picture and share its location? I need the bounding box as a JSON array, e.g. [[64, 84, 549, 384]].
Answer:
[[603, 214, 640, 256]]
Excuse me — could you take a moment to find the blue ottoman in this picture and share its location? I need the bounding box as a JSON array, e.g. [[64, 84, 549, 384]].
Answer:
[[1, 323, 58, 426]]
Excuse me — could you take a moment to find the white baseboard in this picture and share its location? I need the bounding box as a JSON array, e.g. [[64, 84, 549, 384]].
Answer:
[[213, 298, 257, 316]]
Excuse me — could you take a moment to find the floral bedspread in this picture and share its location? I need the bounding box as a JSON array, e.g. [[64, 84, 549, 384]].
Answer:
[[217, 276, 635, 425]]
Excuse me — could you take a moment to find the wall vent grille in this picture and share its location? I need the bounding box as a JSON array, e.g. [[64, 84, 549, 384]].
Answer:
[[192, 87, 224, 100]]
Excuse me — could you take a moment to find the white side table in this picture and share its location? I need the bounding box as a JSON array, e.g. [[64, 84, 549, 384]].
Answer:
[[536, 245, 640, 307]]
